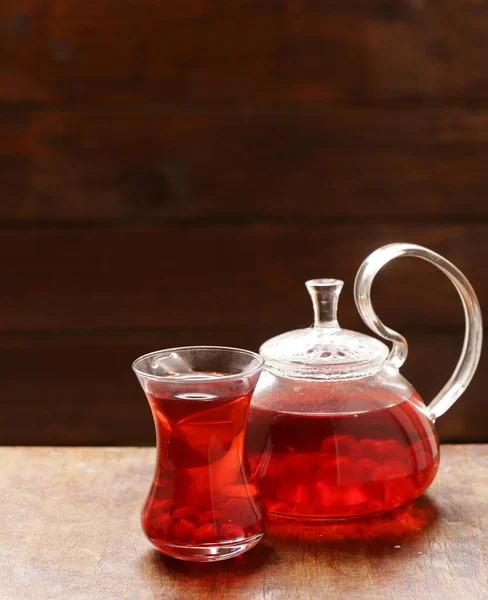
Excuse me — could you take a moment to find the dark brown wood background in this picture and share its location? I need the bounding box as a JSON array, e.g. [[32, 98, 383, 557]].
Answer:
[[1, 0, 486, 445]]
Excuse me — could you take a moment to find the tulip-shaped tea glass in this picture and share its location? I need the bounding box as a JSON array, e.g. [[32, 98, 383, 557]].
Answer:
[[133, 346, 265, 561]]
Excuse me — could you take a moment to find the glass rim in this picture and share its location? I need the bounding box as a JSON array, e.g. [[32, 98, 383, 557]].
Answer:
[[132, 345, 265, 383]]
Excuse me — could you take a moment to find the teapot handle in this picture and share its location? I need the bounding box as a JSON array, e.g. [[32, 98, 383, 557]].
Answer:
[[354, 243, 483, 419]]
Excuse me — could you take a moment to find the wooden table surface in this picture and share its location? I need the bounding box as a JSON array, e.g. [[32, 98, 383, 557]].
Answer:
[[1, 446, 487, 600]]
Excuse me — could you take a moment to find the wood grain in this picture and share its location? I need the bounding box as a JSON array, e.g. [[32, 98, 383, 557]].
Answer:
[[1, 1, 488, 104], [1, 0, 488, 449], [0, 223, 485, 333], [2, 109, 488, 221], [1, 329, 485, 445], [0, 445, 486, 599]]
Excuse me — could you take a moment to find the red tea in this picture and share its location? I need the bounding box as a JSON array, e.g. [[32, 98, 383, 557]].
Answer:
[[142, 378, 264, 556], [247, 392, 439, 520]]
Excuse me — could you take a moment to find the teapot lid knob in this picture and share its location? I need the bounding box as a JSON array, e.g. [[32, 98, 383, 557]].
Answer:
[[305, 279, 343, 330]]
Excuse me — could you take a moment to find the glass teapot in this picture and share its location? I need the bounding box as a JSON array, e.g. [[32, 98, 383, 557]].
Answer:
[[247, 243, 483, 521]]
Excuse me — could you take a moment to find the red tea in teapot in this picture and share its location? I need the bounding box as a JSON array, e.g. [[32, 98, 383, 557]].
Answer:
[[247, 389, 439, 520]]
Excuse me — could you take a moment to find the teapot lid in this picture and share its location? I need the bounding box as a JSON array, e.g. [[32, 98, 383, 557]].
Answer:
[[260, 279, 389, 380]]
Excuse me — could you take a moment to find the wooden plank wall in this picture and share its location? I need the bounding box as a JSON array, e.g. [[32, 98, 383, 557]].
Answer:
[[0, 0, 486, 444]]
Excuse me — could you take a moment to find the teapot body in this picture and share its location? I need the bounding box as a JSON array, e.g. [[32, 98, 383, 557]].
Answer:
[[247, 243, 482, 522], [247, 366, 439, 521]]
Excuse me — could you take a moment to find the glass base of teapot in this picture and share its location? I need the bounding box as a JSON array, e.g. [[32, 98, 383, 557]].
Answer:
[[265, 498, 426, 523]]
